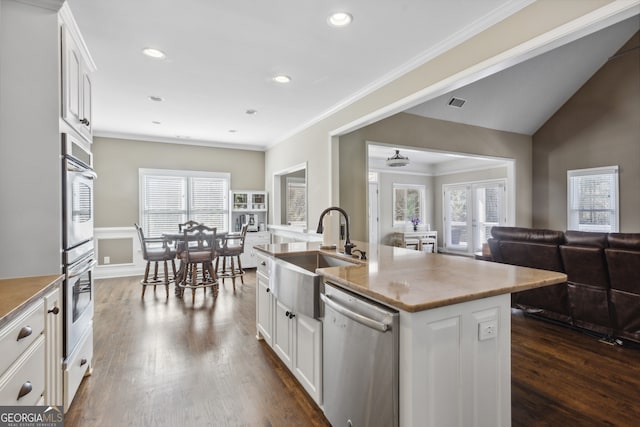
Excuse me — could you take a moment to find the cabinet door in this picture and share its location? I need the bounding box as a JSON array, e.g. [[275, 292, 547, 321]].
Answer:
[[293, 313, 322, 404], [80, 71, 92, 140], [256, 272, 273, 345], [61, 27, 82, 129], [273, 299, 293, 367], [44, 285, 63, 406]]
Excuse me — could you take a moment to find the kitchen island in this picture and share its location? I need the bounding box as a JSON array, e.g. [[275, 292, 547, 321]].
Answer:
[[254, 241, 566, 427]]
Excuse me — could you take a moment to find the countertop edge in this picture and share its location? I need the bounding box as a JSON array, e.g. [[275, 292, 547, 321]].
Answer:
[[0, 274, 64, 330]]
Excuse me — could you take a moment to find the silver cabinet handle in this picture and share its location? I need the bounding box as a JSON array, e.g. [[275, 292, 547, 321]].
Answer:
[[17, 381, 32, 400], [321, 293, 390, 332], [17, 326, 32, 341]]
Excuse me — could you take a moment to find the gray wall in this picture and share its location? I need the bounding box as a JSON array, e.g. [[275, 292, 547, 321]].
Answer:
[[93, 137, 265, 228], [339, 113, 531, 241], [532, 31, 640, 232], [0, 1, 61, 278]]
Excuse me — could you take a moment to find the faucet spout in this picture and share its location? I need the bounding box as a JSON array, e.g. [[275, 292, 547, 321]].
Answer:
[[316, 207, 355, 255]]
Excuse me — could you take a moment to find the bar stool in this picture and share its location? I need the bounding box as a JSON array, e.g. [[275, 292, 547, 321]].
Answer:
[[177, 224, 218, 304], [216, 224, 248, 291], [135, 223, 176, 299]]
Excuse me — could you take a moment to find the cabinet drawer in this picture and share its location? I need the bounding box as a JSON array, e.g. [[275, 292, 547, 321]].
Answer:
[[64, 326, 93, 411], [256, 254, 270, 276], [0, 336, 45, 405], [0, 300, 45, 375]]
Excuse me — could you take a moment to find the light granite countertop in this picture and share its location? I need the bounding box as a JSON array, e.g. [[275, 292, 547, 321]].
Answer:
[[0, 275, 64, 329], [254, 241, 567, 312]]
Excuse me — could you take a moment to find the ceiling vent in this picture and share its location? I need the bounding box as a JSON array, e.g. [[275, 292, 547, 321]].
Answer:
[[448, 97, 466, 108]]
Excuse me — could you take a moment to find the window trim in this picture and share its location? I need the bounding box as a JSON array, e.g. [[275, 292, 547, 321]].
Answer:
[[567, 165, 619, 232], [138, 168, 230, 237]]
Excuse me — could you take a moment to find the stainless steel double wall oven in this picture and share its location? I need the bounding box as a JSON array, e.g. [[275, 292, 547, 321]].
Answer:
[[62, 133, 96, 359]]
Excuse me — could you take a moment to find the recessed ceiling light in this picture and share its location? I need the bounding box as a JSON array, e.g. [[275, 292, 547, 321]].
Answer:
[[142, 48, 166, 59], [228, 129, 237, 133], [245, 109, 257, 115], [328, 12, 353, 27], [148, 96, 164, 102], [152, 121, 161, 125], [273, 75, 291, 83]]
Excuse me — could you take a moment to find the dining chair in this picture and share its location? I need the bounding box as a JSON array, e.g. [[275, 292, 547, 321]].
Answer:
[[216, 224, 248, 291], [176, 224, 218, 304], [135, 223, 176, 299]]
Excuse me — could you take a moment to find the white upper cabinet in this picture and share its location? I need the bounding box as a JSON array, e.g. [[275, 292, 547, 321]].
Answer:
[[60, 5, 95, 143]]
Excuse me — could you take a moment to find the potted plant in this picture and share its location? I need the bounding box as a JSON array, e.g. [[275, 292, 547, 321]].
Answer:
[[410, 217, 421, 231]]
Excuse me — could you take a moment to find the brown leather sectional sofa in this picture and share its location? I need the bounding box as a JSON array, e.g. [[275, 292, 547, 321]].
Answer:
[[488, 226, 640, 344]]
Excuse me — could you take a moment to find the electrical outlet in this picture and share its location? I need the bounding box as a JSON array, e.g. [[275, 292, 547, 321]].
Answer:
[[478, 320, 498, 341], [103, 256, 110, 265]]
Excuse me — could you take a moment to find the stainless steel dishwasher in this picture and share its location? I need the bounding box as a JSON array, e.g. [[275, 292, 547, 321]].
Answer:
[[321, 282, 399, 427]]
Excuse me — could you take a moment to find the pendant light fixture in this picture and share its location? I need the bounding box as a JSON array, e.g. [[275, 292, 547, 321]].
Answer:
[[386, 150, 409, 167]]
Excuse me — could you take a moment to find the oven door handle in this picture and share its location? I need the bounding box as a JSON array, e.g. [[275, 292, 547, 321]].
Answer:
[[66, 163, 97, 180], [68, 259, 97, 279]]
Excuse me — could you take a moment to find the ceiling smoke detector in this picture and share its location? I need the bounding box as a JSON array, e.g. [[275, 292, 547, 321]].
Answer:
[[386, 150, 409, 167], [448, 97, 466, 108]]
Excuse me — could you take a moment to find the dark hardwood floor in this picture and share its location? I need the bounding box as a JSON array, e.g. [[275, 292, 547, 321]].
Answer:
[[65, 272, 640, 426]]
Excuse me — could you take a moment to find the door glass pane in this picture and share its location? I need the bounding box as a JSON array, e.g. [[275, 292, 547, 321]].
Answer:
[[475, 185, 502, 252], [449, 188, 468, 249]]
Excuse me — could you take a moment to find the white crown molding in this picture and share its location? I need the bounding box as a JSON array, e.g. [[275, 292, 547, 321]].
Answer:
[[94, 130, 267, 152], [268, 0, 536, 148], [15, 0, 64, 12]]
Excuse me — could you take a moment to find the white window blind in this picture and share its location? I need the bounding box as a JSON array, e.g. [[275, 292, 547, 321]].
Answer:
[[140, 169, 230, 237], [286, 177, 306, 226], [567, 166, 618, 232]]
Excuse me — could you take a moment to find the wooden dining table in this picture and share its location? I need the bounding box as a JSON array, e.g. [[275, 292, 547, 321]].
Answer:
[[162, 230, 232, 296]]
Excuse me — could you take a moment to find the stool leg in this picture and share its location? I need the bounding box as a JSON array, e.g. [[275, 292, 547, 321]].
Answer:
[[230, 257, 236, 291], [237, 255, 244, 285], [192, 264, 197, 304], [142, 261, 151, 298], [163, 260, 169, 299]]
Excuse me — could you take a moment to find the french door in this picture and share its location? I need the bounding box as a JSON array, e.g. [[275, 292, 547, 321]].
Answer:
[[443, 180, 507, 254]]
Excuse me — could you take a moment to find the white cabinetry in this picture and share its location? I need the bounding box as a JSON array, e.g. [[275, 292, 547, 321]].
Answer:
[[0, 278, 62, 407], [60, 7, 94, 143], [44, 285, 63, 406], [292, 312, 322, 403], [255, 252, 322, 404], [230, 190, 268, 232], [255, 253, 273, 345], [242, 232, 271, 269]]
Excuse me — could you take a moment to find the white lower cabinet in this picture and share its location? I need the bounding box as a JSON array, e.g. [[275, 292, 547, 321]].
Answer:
[[255, 252, 322, 405], [63, 325, 93, 412], [273, 299, 294, 366], [241, 232, 271, 268], [256, 254, 273, 345], [0, 278, 63, 407], [44, 285, 63, 406], [292, 313, 322, 404]]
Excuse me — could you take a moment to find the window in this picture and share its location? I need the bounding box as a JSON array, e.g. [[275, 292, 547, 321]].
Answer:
[[393, 184, 425, 226], [139, 169, 230, 237], [567, 166, 618, 232], [286, 177, 306, 227]]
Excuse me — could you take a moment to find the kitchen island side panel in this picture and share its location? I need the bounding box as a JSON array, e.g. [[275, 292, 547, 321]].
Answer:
[[399, 293, 511, 427]]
